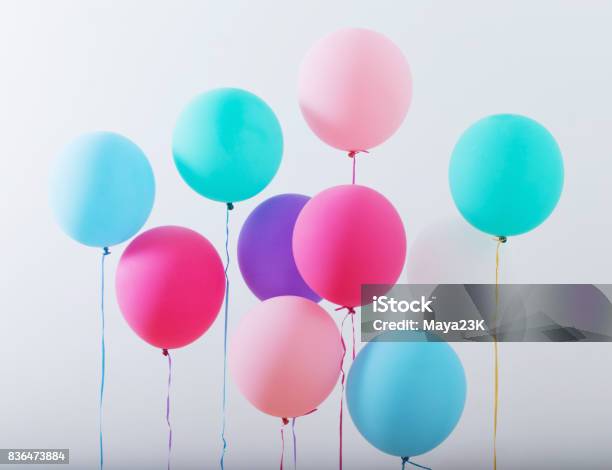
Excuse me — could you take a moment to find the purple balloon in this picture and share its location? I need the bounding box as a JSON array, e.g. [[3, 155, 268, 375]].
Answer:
[[238, 194, 321, 302]]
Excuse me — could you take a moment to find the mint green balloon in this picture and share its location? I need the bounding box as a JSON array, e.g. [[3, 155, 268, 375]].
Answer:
[[449, 114, 564, 237], [172, 88, 283, 203]]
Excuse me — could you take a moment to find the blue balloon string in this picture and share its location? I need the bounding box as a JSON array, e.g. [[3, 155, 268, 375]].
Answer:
[[220, 203, 232, 469], [99, 247, 110, 470], [291, 418, 297, 469], [401, 457, 431, 470]]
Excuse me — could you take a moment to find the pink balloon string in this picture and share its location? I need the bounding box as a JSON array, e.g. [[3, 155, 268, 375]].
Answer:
[[350, 314, 356, 361], [336, 307, 355, 470], [220, 202, 233, 469], [335, 306, 357, 360], [99, 246, 110, 470], [401, 457, 431, 470], [163, 349, 173, 470], [347, 150, 369, 185]]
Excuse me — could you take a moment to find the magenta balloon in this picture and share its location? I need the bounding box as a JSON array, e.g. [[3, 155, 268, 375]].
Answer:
[[116, 226, 225, 350], [238, 194, 321, 302], [293, 185, 406, 308], [298, 28, 412, 151], [229, 296, 342, 418]]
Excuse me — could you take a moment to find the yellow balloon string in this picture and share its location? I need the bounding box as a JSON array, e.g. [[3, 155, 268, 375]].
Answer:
[[493, 237, 504, 470]]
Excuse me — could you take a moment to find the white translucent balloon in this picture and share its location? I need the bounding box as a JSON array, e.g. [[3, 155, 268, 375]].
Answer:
[[406, 217, 517, 287]]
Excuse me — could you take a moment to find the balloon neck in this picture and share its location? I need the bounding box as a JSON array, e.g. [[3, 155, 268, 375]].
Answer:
[[335, 306, 356, 315], [347, 150, 369, 159], [162, 348, 169, 356], [281, 417, 289, 426], [495, 235, 507, 244], [226, 202, 234, 211], [401, 456, 431, 470], [103, 246, 111, 255]]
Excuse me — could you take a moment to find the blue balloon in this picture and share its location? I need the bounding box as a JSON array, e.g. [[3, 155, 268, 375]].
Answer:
[[50, 132, 155, 247], [346, 333, 466, 458], [172, 88, 283, 203], [449, 114, 564, 237]]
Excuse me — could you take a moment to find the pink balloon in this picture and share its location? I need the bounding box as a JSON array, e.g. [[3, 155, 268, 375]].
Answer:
[[293, 185, 406, 308], [298, 28, 412, 151], [116, 226, 225, 350], [229, 296, 342, 418]]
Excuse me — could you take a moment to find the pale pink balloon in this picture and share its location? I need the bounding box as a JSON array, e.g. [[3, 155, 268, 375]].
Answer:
[[229, 296, 342, 418], [116, 226, 225, 350], [298, 28, 412, 151], [293, 185, 406, 308]]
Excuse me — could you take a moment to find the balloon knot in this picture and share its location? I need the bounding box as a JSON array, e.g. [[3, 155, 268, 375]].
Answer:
[[335, 306, 356, 315], [281, 417, 289, 426], [494, 236, 508, 244], [402, 457, 410, 464], [226, 202, 234, 211], [162, 348, 169, 356], [347, 150, 369, 159], [103, 247, 111, 255]]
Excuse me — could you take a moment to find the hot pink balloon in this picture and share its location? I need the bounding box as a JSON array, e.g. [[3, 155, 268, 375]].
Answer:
[[116, 226, 225, 350], [293, 185, 406, 308], [229, 296, 342, 418], [298, 28, 412, 152]]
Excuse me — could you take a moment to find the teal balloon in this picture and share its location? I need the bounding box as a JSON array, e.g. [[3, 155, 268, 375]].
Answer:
[[50, 132, 155, 247], [449, 114, 564, 237], [346, 333, 466, 458], [172, 88, 283, 203]]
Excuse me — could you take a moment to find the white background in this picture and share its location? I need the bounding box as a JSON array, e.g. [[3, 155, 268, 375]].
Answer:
[[1, 1, 611, 468]]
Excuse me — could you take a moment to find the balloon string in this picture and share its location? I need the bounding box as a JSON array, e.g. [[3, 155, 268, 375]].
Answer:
[[163, 349, 173, 470], [401, 457, 431, 470], [337, 308, 354, 470], [220, 202, 233, 469], [99, 246, 110, 470], [493, 235, 505, 470], [286, 409, 315, 469], [347, 150, 369, 185], [350, 313, 356, 360], [291, 418, 297, 470], [335, 306, 357, 360], [280, 418, 289, 470]]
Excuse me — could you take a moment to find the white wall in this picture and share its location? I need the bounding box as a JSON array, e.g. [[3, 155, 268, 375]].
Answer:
[[1, 1, 611, 468]]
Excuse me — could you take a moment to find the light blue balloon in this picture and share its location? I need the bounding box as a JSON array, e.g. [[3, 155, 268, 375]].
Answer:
[[50, 132, 155, 247], [449, 114, 564, 237], [346, 332, 466, 458], [172, 88, 283, 203]]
